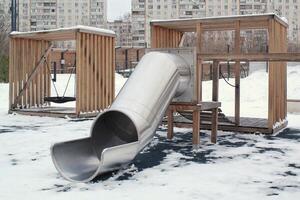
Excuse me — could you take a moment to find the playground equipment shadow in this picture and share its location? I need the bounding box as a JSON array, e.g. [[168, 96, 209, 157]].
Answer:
[[91, 127, 300, 182]]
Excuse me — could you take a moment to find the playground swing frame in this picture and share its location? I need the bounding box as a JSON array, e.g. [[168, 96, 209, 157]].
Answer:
[[8, 26, 116, 118]]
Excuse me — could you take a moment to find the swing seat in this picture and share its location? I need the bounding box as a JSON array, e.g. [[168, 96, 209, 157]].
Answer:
[[44, 96, 76, 104]]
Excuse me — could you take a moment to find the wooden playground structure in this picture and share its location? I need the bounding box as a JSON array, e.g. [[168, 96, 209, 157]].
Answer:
[[8, 26, 115, 118], [8, 14, 300, 145], [150, 14, 297, 144]]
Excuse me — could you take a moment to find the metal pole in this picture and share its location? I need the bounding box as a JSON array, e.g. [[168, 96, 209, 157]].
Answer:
[[10, 0, 17, 31]]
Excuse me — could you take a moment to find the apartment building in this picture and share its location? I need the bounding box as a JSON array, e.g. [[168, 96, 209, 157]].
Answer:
[[268, 0, 300, 44], [132, 0, 300, 47], [15, 0, 107, 32], [132, 0, 235, 47], [108, 15, 132, 47], [0, 0, 11, 31], [0, 0, 10, 18], [131, 0, 146, 47]]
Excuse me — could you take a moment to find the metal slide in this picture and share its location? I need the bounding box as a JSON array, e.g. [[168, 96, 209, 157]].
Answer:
[[51, 52, 191, 182]]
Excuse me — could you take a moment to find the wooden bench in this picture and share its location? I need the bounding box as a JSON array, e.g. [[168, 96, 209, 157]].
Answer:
[[167, 101, 221, 145]]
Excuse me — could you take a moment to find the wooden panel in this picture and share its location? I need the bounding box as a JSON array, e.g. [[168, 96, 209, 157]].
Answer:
[[151, 26, 183, 48], [75, 32, 115, 114], [9, 38, 51, 109]]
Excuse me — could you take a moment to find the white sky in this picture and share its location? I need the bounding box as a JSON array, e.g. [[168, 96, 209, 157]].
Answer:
[[107, 0, 131, 21]]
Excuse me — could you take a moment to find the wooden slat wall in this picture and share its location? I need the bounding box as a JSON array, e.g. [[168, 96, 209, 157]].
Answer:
[[151, 25, 183, 48], [268, 19, 287, 129], [9, 38, 50, 109], [75, 32, 115, 114]]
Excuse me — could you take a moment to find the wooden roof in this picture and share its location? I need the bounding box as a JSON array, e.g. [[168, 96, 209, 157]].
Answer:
[[10, 25, 116, 41], [150, 13, 288, 32]]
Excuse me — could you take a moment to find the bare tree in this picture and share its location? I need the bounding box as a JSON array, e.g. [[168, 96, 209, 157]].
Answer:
[[0, 12, 10, 57], [0, 12, 10, 82]]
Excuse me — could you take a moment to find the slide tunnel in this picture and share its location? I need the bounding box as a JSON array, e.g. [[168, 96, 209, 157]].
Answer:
[[51, 52, 191, 182]]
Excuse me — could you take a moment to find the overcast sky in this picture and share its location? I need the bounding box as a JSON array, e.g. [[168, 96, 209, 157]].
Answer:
[[107, 0, 131, 21]]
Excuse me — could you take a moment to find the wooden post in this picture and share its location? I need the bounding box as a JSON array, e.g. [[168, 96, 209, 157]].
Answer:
[[8, 38, 13, 110], [211, 60, 219, 143], [212, 60, 219, 101], [75, 32, 81, 115], [234, 21, 241, 126], [268, 19, 275, 130], [211, 108, 218, 143], [167, 108, 174, 139], [196, 23, 203, 102], [192, 110, 200, 146], [192, 22, 203, 146]]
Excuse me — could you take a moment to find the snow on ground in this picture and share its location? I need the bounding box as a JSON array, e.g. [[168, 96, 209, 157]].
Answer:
[[203, 64, 300, 118], [0, 69, 300, 200]]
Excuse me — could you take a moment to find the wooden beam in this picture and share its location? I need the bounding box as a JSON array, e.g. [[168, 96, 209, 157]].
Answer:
[[150, 14, 287, 33], [11, 44, 52, 108], [169, 101, 221, 111], [198, 52, 300, 62], [10, 27, 115, 41]]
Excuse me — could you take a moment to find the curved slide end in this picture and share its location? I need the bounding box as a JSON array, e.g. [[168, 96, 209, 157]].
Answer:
[[51, 138, 100, 182], [51, 110, 139, 182]]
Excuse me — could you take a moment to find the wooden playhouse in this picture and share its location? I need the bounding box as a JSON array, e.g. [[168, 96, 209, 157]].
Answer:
[[150, 13, 295, 136], [8, 26, 115, 118]]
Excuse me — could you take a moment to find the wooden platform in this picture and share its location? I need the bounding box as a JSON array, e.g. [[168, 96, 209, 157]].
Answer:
[[9, 107, 99, 118], [165, 114, 288, 134]]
